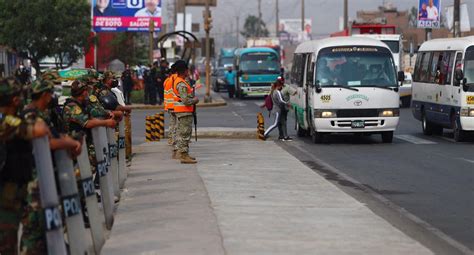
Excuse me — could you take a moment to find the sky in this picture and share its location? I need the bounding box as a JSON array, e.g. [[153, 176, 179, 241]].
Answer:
[[162, 0, 474, 39]]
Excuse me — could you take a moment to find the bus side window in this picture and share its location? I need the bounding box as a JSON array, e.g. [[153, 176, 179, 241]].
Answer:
[[419, 52, 432, 82], [429, 52, 441, 84], [413, 52, 423, 82], [454, 52, 463, 86], [443, 51, 454, 85]]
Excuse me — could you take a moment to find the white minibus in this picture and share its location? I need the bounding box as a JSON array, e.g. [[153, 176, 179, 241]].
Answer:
[[290, 37, 403, 143], [412, 37, 474, 142]]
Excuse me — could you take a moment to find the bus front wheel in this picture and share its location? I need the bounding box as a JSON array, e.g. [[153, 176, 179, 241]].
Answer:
[[311, 130, 325, 144], [452, 115, 466, 142], [381, 131, 394, 143]]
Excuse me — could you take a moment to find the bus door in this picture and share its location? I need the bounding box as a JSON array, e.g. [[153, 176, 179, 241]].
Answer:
[[304, 53, 316, 129], [452, 52, 464, 106]]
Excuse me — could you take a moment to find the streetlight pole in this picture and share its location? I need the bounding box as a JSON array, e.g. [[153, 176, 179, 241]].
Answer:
[[149, 19, 155, 64], [343, 0, 348, 30], [204, 0, 212, 102], [276, 0, 279, 37], [454, 0, 461, 38], [301, 0, 305, 31]]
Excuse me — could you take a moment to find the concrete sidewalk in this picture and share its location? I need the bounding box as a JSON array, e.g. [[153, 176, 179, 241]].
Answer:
[[103, 140, 433, 255]]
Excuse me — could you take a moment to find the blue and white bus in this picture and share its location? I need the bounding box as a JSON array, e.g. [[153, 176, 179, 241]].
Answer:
[[234, 47, 281, 98], [412, 36, 474, 142]]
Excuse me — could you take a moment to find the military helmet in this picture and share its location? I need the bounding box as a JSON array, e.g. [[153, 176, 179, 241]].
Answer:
[[41, 70, 62, 84], [0, 77, 22, 97], [103, 71, 115, 80], [31, 80, 54, 95], [71, 80, 88, 97], [99, 93, 118, 111]]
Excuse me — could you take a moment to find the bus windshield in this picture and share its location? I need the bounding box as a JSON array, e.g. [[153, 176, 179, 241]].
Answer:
[[381, 40, 400, 54], [464, 47, 474, 85], [219, 57, 234, 67], [315, 47, 397, 88], [240, 52, 280, 74]]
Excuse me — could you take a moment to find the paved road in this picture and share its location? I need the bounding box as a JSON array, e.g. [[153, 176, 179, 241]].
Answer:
[[131, 91, 474, 253]]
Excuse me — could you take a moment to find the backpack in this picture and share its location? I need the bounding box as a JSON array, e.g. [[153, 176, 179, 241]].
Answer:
[[264, 91, 273, 114]]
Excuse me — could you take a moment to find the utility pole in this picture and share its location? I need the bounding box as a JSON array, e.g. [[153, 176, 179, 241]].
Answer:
[[276, 0, 279, 37], [257, 0, 262, 37], [454, 0, 461, 38], [236, 15, 240, 48], [149, 19, 155, 64], [343, 0, 348, 30], [204, 0, 212, 102], [301, 0, 305, 31]]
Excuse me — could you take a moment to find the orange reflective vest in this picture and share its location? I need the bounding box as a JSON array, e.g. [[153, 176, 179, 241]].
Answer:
[[172, 76, 194, 113], [164, 74, 177, 111]]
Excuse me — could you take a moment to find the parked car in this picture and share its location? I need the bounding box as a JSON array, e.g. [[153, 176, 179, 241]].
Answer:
[[211, 67, 227, 92]]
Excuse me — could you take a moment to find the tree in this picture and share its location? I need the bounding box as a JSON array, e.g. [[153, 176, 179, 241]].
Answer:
[[108, 32, 148, 66], [0, 0, 91, 71], [241, 15, 269, 38]]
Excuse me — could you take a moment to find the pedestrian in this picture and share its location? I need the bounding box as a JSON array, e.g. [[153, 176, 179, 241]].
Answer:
[[121, 64, 134, 105], [143, 65, 152, 105], [172, 60, 199, 164], [164, 64, 178, 149], [263, 78, 292, 141], [101, 71, 132, 113], [224, 66, 236, 98], [0, 77, 50, 254]]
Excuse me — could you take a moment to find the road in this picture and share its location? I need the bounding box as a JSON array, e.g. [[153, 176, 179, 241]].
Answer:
[[131, 91, 474, 253]]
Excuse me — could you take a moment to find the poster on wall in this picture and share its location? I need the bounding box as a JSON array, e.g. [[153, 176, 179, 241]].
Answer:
[[417, 0, 441, 29], [279, 19, 312, 43], [92, 0, 162, 32]]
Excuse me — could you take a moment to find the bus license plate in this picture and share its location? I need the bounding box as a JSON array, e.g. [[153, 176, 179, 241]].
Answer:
[[351, 120, 365, 128]]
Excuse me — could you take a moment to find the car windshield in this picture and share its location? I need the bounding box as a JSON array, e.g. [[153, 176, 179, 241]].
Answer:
[[315, 46, 397, 88], [240, 52, 280, 74], [216, 69, 226, 76], [219, 57, 234, 67], [381, 40, 400, 54], [464, 47, 474, 84]]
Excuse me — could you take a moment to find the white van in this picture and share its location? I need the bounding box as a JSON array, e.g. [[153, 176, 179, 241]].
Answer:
[[412, 37, 474, 142], [353, 34, 403, 71], [289, 37, 403, 143]]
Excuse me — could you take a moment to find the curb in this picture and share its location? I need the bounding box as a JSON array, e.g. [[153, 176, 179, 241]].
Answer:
[[129, 100, 227, 110]]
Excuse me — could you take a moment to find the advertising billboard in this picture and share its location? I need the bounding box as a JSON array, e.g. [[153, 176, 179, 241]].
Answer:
[[279, 19, 312, 44], [417, 0, 441, 29], [92, 0, 162, 32]]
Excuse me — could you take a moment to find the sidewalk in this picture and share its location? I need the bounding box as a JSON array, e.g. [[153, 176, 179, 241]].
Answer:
[[102, 140, 433, 255]]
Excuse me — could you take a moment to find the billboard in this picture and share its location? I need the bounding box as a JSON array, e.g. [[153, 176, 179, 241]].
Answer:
[[417, 0, 441, 29], [279, 19, 312, 44], [92, 0, 162, 32]]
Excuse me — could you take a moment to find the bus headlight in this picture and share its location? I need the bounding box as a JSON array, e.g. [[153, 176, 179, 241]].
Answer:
[[315, 110, 337, 118], [460, 108, 474, 117], [379, 109, 400, 117]]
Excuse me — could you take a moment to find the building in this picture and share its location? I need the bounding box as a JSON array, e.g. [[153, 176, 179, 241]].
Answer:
[[0, 46, 19, 77]]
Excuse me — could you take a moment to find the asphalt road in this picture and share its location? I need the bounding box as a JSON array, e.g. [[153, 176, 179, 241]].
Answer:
[[131, 91, 474, 253]]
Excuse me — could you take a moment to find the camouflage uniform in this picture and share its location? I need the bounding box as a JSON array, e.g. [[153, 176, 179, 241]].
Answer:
[[0, 78, 46, 254], [18, 80, 57, 255], [175, 82, 198, 154]]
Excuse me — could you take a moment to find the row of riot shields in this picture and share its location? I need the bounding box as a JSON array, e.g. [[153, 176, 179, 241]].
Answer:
[[32, 120, 127, 255]]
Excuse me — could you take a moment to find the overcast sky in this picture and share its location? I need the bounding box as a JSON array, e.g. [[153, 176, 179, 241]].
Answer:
[[163, 0, 474, 38]]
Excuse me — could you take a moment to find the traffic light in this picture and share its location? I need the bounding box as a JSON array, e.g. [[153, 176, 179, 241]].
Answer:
[[203, 10, 212, 32]]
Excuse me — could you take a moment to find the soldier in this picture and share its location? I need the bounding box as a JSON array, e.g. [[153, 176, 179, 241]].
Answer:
[[172, 60, 199, 164], [19, 80, 82, 254], [81, 74, 122, 122], [100, 71, 132, 114], [0, 77, 49, 254], [62, 80, 116, 183], [164, 64, 177, 149]]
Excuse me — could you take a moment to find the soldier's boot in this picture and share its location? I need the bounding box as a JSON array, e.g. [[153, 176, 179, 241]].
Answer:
[[167, 138, 173, 146], [180, 152, 197, 164], [172, 150, 179, 159]]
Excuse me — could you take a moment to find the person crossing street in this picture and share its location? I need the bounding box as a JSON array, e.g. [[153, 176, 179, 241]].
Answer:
[[172, 60, 199, 164]]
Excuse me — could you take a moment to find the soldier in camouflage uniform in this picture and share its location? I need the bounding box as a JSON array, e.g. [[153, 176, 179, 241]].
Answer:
[[19, 79, 82, 254], [0, 77, 49, 254], [62, 80, 116, 175], [172, 61, 199, 164]]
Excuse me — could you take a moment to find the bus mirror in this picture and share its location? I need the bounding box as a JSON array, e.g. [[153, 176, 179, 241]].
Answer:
[[462, 78, 469, 92], [455, 69, 464, 81], [397, 71, 405, 82], [314, 80, 322, 93]]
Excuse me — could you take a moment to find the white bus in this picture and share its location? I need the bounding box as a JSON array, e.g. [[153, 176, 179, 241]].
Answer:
[[290, 37, 403, 143], [412, 36, 474, 142], [353, 34, 403, 72]]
